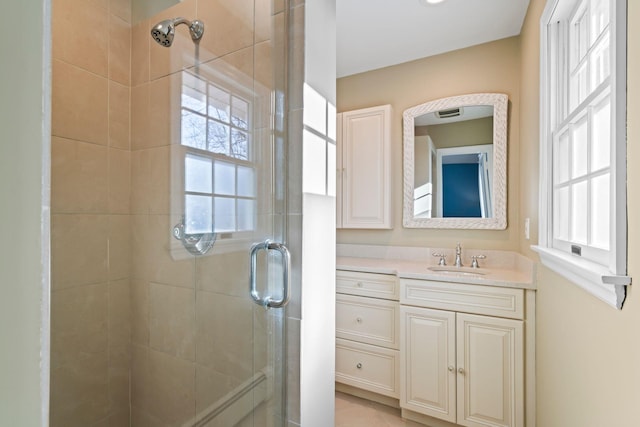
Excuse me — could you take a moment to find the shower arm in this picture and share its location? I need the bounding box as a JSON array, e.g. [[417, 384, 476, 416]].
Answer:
[[173, 17, 204, 41]]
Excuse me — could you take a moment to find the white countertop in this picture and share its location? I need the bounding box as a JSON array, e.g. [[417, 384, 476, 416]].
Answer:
[[336, 244, 536, 290]]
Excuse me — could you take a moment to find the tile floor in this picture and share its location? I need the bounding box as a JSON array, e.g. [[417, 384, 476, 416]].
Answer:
[[335, 392, 424, 427]]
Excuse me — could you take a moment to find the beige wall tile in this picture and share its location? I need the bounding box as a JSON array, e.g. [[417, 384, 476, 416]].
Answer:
[[50, 350, 109, 426], [146, 349, 196, 425], [131, 344, 151, 411], [108, 215, 131, 280], [108, 345, 131, 422], [132, 19, 150, 86], [131, 83, 150, 150], [110, 0, 131, 23], [108, 148, 131, 214], [108, 279, 131, 347], [52, 0, 108, 76], [131, 214, 195, 287], [195, 251, 248, 297], [51, 284, 109, 369], [195, 364, 241, 415], [52, 214, 109, 289], [148, 73, 182, 147], [109, 13, 131, 85], [109, 81, 130, 149], [149, 283, 195, 361], [51, 137, 109, 214], [148, 0, 197, 80], [196, 0, 254, 64], [52, 59, 109, 145], [131, 280, 149, 346], [255, 0, 271, 43], [195, 292, 253, 382], [130, 147, 170, 214]]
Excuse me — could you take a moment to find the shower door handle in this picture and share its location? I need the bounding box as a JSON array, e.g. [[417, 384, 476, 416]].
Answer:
[[249, 240, 291, 309]]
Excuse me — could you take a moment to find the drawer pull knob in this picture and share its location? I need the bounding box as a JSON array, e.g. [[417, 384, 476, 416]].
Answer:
[[356, 363, 362, 369], [356, 317, 363, 323], [448, 366, 454, 372], [458, 368, 465, 374], [357, 282, 363, 287]]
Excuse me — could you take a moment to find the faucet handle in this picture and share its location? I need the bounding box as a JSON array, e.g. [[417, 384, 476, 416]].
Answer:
[[470, 255, 486, 268], [432, 253, 447, 266]]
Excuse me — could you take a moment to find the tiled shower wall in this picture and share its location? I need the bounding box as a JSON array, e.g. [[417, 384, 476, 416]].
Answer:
[[128, 0, 286, 424], [50, 0, 132, 425], [51, 0, 289, 425]]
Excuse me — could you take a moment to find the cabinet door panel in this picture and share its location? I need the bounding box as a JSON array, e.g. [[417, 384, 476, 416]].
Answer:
[[341, 105, 392, 228], [400, 306, 456, 423], [456, 313, 524, 427]]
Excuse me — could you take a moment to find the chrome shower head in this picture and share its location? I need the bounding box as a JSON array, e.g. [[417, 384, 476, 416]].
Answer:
[[150, 17, 204, 47]]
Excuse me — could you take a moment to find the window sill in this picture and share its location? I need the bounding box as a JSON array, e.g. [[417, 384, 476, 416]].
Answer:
[[531, 246, 631, 309]]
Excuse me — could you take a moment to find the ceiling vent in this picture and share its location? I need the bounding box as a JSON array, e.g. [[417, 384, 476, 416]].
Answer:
[[436, 107, 463, 119]]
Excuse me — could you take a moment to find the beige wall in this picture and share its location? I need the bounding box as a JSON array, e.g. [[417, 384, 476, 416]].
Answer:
[[337, 36, 521, 251], [49, 0, 132, 425], [519, 0, 640, 426], [425, 116, 493, 149]]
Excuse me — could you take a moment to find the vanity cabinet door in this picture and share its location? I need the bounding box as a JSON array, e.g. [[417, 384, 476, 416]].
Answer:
[[456, 313, 524, 427], [400, 306, 456, 423], [337, 105, 393, 229]]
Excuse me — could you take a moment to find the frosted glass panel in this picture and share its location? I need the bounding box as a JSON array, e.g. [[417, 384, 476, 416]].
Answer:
[[214, 197, 235, 232], [185, 154, 212, 193], [185, 195, 212, 234], [237, 199, 255, 231], [237, 166, 255, 197], [181, 110, 207, 149], [555, 131, 570, 184], [327, 142, 336, 197], [571, 181, 588, 244], [591, 98, 611, 171], [572, 118, 588, 178], [591, 173, 610, 249], [302, 129, 327, 196], [554, 186, 570, 241], [214, 161, 236, 195]]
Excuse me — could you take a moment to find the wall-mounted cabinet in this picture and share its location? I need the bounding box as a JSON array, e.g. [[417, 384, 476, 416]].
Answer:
[[337, 105, 393, 229]]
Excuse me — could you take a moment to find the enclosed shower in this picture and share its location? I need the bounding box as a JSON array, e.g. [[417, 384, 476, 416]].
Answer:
[[48, 0, 313, 425]]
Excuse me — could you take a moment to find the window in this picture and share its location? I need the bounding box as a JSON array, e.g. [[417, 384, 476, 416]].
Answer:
[[535, 0, 630, 308], [180, 70, 256, 237]]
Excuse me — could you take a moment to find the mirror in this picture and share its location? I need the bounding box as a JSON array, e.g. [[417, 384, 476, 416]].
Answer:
[[403, 93, 508, 229]]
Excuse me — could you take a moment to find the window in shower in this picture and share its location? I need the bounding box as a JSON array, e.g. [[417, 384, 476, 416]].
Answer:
[[180, 71, 256, 237]]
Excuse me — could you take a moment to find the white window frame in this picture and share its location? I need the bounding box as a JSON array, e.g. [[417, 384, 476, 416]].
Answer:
[[534, 0, 630, 309]]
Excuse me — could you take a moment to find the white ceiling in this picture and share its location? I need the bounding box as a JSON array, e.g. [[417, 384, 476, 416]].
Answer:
[[337, 0, 531, 78]]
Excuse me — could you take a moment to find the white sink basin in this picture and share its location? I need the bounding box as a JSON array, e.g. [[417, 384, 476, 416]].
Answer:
[[427, 266, 489, 276]]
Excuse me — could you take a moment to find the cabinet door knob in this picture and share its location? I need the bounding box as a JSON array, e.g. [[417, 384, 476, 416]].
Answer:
[[448, 365, 454, 372], [356, 363, 362, 369], [356, 317, 363, 323], [458, 368, 465, 374]]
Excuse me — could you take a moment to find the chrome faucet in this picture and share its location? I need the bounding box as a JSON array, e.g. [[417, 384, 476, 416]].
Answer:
[[454, 243, 463, 267]]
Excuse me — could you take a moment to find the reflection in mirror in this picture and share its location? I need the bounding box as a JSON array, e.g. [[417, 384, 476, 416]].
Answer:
[[403, 93, 508, 229]]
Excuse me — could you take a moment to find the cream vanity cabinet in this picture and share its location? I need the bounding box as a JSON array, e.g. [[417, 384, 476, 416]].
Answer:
[[400, 278, 525, 427], [336, 105, 393, 229], [335, 270, 400, 398]]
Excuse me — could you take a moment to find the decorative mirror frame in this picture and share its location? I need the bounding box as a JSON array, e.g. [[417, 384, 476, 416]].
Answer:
[[402, 93, 508, 229]]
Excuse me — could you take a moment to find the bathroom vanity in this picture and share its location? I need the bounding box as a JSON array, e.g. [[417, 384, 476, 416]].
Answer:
[[335, 245, 536, 427]]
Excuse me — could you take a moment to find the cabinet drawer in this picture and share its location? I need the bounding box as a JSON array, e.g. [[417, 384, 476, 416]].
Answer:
[[337, 270, 398, 300], [336, 294, 399, 349], [401, 279, 524, 320], [336, 338, 399, 398]]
